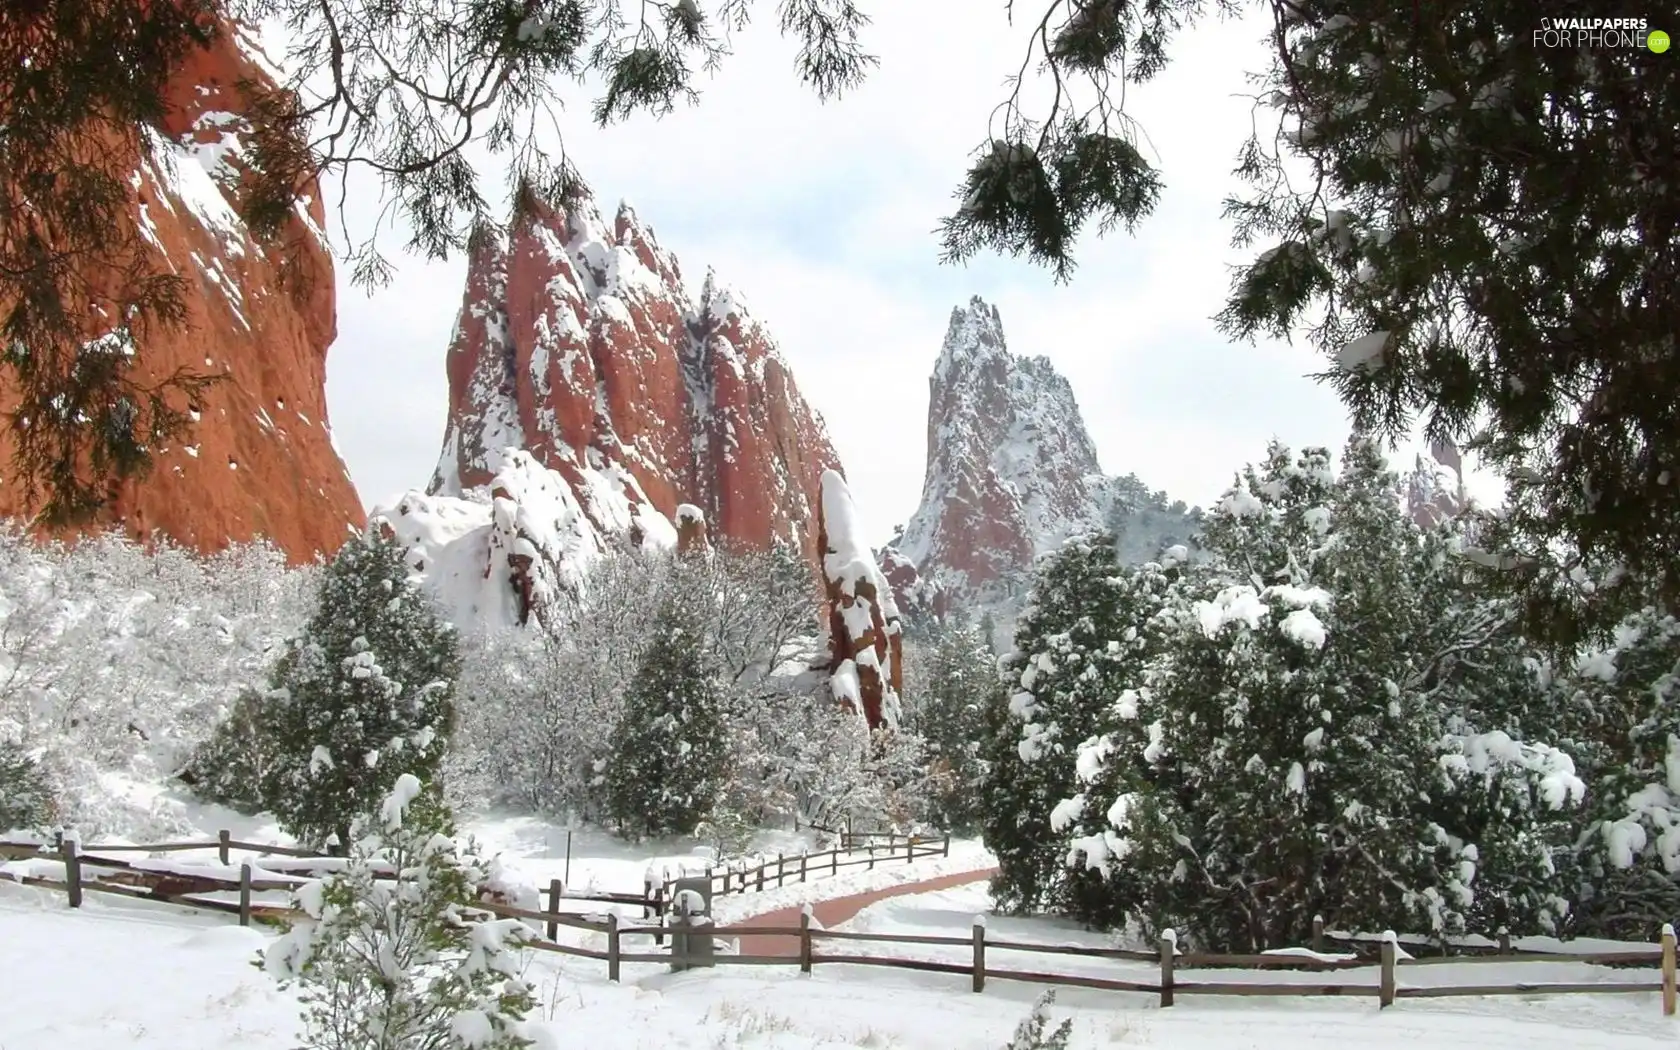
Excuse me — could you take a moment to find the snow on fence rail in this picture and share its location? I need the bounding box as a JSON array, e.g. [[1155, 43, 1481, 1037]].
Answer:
[[6, 833, 1672, 1016]]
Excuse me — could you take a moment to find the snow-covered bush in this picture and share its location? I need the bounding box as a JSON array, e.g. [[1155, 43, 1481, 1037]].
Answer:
[[602, 600, 731, 839], [0, 528, 315, 838], [980, 532, 1184, 914], [448, 541, 820, 827], [1002, 992, 1071, 1050], [1557, 607, 1680, 940], [902, 618, 1006, 833], [258, 530, 459, 851], [1051, 441, 1584, 950], [0, 740, 56, 832], [448, 627, 584, 817], [263, 774, 539, 1050], [185, 685, 281, 812]]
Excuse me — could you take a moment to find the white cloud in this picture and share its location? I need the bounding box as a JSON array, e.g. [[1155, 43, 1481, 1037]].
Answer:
[[324, 4, 1472, 543]]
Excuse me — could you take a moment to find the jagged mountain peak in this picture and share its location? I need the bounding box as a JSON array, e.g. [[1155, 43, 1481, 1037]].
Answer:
[[893, 297, 1198, 628]]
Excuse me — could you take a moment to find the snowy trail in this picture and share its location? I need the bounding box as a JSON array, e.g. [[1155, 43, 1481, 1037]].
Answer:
[[723, 866, 997, 957]]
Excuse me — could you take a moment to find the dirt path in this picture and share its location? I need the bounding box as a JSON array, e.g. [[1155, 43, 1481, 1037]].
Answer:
[[716, 867, 997, 958]]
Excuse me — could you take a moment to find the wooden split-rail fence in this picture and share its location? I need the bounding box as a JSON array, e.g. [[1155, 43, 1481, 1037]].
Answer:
[[647, 831, 951, 907], [2, 832, 1675, 1015]]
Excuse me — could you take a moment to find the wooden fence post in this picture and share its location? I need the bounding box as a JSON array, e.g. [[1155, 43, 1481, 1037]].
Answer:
[[756, 862, 765, 892], [943, 834, 950, 858], [971, 917, 986, 992], [800, 907, 813, 974], [546, 879, 562, 942], [1379, 932, 1397, 1008], [1663, 923, 1676, 1017], [777, 852, 786, 888], [62, 835, 82, 909], [1311, 915, 1324, 953], [799, 852, 808, 883], [607, 912, 621, 982], [218, 829, 231, 867], [238, 863, 253, 927], [831, 849, 838, 876], [1158, 931, 1175, 1008], [868, 845, 876, 871], [1497, 926, 1511, 954]]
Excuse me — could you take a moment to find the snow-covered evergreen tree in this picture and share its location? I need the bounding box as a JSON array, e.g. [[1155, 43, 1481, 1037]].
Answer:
[[260, 530, 460, 852], [980, 533, 1183, 912], [0, 741, 55, 832], [905, 619, 1008, 832], [602, 600, 730, 839], [1063, 440, 1584, 950], [1558, 608, 1680, 940], [263, 774, 540, 1050]]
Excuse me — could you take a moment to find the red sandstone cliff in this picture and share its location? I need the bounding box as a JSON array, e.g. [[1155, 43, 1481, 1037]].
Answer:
[[0, 21, 363, 560], [427, 187, 843, 570]]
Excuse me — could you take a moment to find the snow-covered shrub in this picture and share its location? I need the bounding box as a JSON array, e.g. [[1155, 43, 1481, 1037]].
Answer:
[[0, 740, 56, 832], [1002, 992, 1071, 1050], [259, 530, 459, 851], [263, 774, 539, 1050], [902, 619, 1006, 833], [980, 532, 1184, 914], [448, 627, 583, 817], [602, 600, 731, 839], [184, 685, 281, 812], [0, 528, 314, 837], [1056, 440, 1583, 950], [1557, 607, 1680, 940]]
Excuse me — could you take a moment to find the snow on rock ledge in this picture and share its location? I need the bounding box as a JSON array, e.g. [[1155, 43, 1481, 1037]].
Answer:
[[375, 448, 675, 631], [818, 470, 903, 730]]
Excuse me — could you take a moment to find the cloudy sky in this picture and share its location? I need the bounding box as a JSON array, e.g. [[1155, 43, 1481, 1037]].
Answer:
[[322, 3, 1439, 543]]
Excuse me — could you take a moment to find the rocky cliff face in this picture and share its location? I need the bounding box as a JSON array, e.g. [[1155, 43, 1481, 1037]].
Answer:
[[0, 22, 363, 561], [892, 297, 1198, 625], [398, 186, 843, 629]]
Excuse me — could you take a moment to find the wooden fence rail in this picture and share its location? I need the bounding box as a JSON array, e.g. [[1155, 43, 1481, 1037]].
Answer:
[[6, 834, 1674, 1015], [657, 832, 951, 902]]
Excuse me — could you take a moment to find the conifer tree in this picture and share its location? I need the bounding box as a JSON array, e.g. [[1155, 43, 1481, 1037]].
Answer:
[[980, 534, 1181, 912], [912, 619, 1003, 833], [1557, 609, 1680, 941], [0, 742, 56, 832], [1064, 440, 1585, 950], [603, 600, 730, 839], [261, 529, 460, 852], [263, 774, 538, 1050]]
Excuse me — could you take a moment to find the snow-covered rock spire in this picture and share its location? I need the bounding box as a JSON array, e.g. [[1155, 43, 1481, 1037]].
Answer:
[[817, 470, 902, 731]]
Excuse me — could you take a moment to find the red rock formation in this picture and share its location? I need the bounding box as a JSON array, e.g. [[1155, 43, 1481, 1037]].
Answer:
[[818, 470, 902, 731], [0, 20, 363, 561], [675, 504, 710, 557], [430, 189, 842, 572], [894, 297, 1197, 622]]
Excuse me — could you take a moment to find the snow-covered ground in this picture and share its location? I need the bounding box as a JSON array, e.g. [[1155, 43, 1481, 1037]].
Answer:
[[3, 799, 993, 925], [1, 876, 1670, 1050]]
